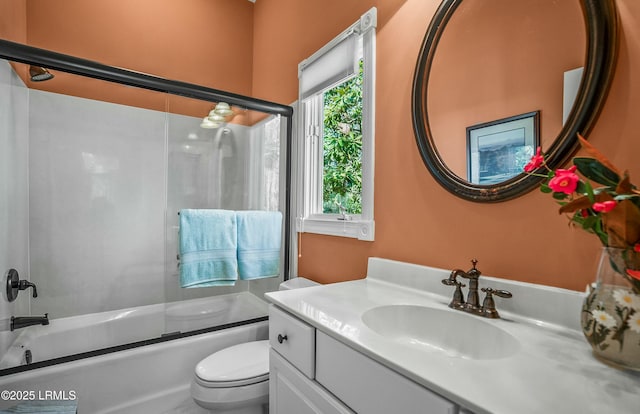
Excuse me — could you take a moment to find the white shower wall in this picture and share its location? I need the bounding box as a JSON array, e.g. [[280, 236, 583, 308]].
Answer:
[[29, 90, 167, 318], [0, 61, 29, 355], [27, 87, 280, 319]]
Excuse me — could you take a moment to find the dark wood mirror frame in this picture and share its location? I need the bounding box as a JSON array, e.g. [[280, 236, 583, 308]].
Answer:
[[412, 0, 618, 202]]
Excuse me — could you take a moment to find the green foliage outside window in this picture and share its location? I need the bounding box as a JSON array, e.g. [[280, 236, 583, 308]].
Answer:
[[322, 62, 363, 214]]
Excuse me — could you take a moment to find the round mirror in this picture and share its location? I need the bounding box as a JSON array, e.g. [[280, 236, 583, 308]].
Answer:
[[412, 0, 618, 202]]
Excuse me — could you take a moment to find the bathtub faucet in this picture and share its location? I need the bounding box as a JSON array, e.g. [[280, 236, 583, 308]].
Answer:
[[10, 313, 49, 331]]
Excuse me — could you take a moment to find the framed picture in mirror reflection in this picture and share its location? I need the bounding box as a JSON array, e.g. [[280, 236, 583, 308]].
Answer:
[[466, 111, 540, 185]]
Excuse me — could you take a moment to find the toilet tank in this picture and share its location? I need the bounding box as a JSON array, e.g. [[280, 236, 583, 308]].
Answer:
[[278, 277, 319, 291]]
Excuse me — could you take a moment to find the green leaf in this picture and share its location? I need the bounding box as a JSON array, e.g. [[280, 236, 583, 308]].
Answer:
[[583, 180, 595, 202], [553, 192, 568, 200], [581, 215, 598, 231], [594, 220, 609, 245], [573, 157, 620, 187], [540, 184, 553, 193], [575, 181, 589, 196]]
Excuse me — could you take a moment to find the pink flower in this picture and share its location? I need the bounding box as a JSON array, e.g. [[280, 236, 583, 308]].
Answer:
[[592, 200, 617, 213], [548, 166, 580, 194], [524, 147, 544, 172], [627, 269, 640, 281]]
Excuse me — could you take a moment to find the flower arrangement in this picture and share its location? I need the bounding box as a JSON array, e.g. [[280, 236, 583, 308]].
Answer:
[[529, 134, 640, 367], [524, 134, 640, 293]]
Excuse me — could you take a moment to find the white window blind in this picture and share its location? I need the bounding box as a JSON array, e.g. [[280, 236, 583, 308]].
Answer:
[[299, 31, 359, 100]]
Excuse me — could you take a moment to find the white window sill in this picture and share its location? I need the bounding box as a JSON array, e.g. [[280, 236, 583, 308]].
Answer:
[[297, 217, 374, 241]]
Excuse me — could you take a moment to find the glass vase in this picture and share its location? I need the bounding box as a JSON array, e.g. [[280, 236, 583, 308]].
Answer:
[[581, 247, 640, 370]]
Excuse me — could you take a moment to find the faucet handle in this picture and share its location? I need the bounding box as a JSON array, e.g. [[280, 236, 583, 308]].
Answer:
[[441, 278, 466, 289], [483, 288, 512, 298], [442, 279, 466, 309], [480, 287, 512, 318], [18, 280, 37, 298]]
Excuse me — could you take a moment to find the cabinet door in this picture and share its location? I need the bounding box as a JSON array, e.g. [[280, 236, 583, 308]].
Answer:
[[270, 349, 354, 414], [316, 331, 458, 414]]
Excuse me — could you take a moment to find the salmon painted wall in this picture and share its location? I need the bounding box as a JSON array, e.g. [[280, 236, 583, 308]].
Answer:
[[253, 0, 640, 291], [0, 0, 26, 44], [25, 0, 254, 95], [0, 0, 27, 78], [0, 0, 254, 118]]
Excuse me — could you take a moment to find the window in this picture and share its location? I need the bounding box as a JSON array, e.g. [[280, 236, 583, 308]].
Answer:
[[323, 61, 363, 215], [296, 8, 376, 241]]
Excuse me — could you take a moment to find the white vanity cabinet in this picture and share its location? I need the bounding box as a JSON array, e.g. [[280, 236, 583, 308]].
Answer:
[[268, 305, 461, 414], [315, 331, 458, 414], [269, 305, 353, 414]]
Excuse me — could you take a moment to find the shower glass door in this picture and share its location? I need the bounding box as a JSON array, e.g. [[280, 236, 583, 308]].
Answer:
[[163, 95, 287, 333], [0, 50, 291, 373]]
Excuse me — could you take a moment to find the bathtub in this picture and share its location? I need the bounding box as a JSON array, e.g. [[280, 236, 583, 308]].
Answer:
[[0, 291, 269, 413]]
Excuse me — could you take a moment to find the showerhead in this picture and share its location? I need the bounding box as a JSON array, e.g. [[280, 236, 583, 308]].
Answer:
[[29, 66, 54, 82]]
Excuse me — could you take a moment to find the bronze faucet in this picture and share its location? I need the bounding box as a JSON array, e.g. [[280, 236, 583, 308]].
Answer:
[[442, 259, 512, 319], [10, 313, 49, 331]]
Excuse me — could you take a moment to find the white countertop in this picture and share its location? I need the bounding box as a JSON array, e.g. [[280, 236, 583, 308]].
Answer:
[[265, 258, 640, 414]]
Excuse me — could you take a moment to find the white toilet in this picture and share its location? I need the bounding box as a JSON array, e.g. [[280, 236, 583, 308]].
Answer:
[[190, 277, 318, 414]]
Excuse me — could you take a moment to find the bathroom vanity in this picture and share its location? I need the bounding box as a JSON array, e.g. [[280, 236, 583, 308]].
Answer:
[[266, 258, 640, 414], [269, 305, 461, 414]]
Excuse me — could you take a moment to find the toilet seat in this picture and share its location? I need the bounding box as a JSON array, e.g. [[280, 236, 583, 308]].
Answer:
[[191, 282, 320, 412], [194, 373, 269, 388], [194, 340, 269, 388]]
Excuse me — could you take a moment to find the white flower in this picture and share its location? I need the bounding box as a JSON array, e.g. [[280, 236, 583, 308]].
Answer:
[[613, 289, 640, 310], [592, 310, 617, 329], [629, 313, 640, 334]]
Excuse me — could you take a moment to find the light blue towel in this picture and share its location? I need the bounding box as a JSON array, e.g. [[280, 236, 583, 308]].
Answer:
[[179, 209, 238, 287], [0, 400, 78, 413], [236, 210, 282, 280]]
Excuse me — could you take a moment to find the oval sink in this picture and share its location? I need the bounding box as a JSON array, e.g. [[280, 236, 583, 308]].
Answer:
[[361, 305, 520, 360]]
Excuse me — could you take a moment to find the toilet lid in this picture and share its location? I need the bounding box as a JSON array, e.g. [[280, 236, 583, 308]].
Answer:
[[195, 340, 269, 387]]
